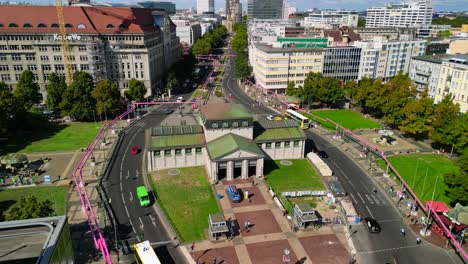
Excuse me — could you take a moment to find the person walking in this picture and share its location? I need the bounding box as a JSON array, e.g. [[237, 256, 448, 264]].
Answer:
[[400, 228, 406, 237], [191, 241, 195, 251], [416, 237, 421, 244], [373, 188, 377, 195], [212, 257, 217, 264]]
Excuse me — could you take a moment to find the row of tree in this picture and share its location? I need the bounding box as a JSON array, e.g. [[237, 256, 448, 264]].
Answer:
[[443, 149, 468, 206], [192, 25, 228, 55], [232, 23, 251, 79], [0, 70, 147, 136], [286, 72, 344, 106], [345, 73, 467, 154], [432, 16, 468, 27]]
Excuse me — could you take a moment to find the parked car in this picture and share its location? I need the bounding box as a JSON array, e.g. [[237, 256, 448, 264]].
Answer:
[[131, 145, 139, 155], [364, 217, 381, 233], [317, 150, 328, 158], [274, 116, 283, 121], [266, 115, 274, 120], [329, 181, 346, 197], [176, 96, 184, 102], [227, 185, 241, 203]]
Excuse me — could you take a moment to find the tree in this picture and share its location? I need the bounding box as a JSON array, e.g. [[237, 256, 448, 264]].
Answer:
[[358, 18, 366, 27], [380, 73, 417, 127], [302, 72, 322, 104], [3, 195, 55, 221], [60, 71, 96, 121], [438, 30, 452, 38], [14, 70, 40, 109], [399, 89, 434, 137], [192, 38, 211, 55], [454, 113, 468, 154], [234, 51, 251, 79], [344, 80, 358, 101], [166, 71, 178, 93], [125, 79, 147, 102], [92, 80, 122, 118], [430, 95, 461, 149], [443, 150, 468, 206], [46, 73, 67, 112], [317, 77, 344, 105], [0, 82, 17, 135], [285, 81, 296, 96]]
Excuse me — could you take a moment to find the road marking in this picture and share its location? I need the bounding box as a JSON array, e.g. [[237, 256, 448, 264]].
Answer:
[[365, 205, 375, 218], [126, 170, 130, 180], [129, 219, 137, 233], [149, 215, 157, 227], [139, 217, 144, 229], [358, 244, 423, 255], [129, 192, 133, 201], [135, 170, 139, 178], [374, 196, 382, 206], [365, 194, 375, 205], [350, 193, 358, 204], [124, 206, 130, 217], [357, 192, 366, 204]]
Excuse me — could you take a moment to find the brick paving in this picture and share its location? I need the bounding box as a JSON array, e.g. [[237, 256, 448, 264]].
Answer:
[[235, 210, 282, 237], [246, 240, 299, 264], [227, 186, 266, 207], [192, 246, 240, 264], [299, 234, 351, 264]]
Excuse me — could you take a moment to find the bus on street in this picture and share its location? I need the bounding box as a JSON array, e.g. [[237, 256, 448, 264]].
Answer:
[[134, 240, 161, 264], [285, 109, 310, 129]]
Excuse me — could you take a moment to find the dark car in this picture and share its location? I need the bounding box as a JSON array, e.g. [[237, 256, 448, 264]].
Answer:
[[318, 151, 328, 158], [364, 217, 381, 233], [329, 181, 347, 197]]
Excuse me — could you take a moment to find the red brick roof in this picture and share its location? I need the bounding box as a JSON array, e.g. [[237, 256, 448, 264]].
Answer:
[[0, 5, 160, 34]]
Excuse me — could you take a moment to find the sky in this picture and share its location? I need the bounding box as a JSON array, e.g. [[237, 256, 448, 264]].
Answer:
[[16, 0, 468, 12]]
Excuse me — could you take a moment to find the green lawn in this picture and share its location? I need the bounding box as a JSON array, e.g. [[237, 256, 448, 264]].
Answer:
[[265, 159, 325, 194], [306, 109, 381, 130], [5, 122, 103, 153], [150, 167, 220, 242], [0, 186, 69, 219], [378, 154, 459, 205]]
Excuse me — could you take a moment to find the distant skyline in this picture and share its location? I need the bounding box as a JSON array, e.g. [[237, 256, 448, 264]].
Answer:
[[10, 0, 468, 11]]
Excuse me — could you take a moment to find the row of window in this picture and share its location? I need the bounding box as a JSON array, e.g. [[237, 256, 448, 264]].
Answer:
[[262, 141, 301, 149], [155, 147, 203, 156]]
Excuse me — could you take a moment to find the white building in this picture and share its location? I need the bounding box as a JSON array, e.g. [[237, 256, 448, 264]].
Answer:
[[197, 0, 214, 14], [354, 39, 426, 80], [304, 10, 358, 28], [416, 24, 451, 38], [434, 55, 468, 112], [170, 16, 202, 46], [366, 0, 433, 28], [409, 55, 450, 97]]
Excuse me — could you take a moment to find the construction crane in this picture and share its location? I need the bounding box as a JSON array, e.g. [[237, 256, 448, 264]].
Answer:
[[56, 0, 74, 85]]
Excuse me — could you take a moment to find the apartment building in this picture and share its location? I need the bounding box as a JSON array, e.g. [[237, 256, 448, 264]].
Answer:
[[251, 41, 325, 93], [0, 5, 180, 100], [247, 0, 284, 20], [416, 24, 451, 38], [366, 0, 433, 28], [354, 27, 417, 41], [322, 47, 361, 81], [304, 10, 358, 28], [353, 39, 426, 80], [170, 15, 202, 46], [434, 55, 468, 112], [409, 55, 451, 97], [138, 1, 177, 15]]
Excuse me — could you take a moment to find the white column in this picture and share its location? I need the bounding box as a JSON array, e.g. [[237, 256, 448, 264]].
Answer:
[[227, 161, 234, 180], [241, 159, 248, 179], [256, 158, 264, 177]]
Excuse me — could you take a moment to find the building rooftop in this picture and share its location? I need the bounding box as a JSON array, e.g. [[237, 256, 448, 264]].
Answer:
[[152, 125, 203, 136], [209, 213, 226, 224], [412, 54, 452, 64], [0, 5, 162, 34], [151, 133, 205, 149], [254, 127, 306, 142], [201, 102, 251, 120], [0, 215, 68, 264], [207, 133, 264, 160], [255, 43, 325, 53]]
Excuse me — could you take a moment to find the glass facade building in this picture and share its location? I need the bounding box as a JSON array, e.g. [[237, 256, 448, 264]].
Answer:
[[247, 0, 283, 20]]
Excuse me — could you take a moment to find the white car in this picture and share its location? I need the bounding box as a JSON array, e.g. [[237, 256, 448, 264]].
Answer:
[[266, 115, 274, 120], [193, 83, 197, 88], [176, 96, 184, 102]]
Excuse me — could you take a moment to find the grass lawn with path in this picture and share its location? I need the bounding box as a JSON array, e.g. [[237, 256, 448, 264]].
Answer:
[[306, 109, 381, 130], [265, 159, 325, 193], [150, 166, 220, 242], [0, 186, 69, 219], [378, 154, 459, 205], [4, 122, 103, 154]]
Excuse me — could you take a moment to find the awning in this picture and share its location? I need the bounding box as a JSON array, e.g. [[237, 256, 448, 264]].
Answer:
[[438, 213, 468, 234], [426, 201, 449, 213]]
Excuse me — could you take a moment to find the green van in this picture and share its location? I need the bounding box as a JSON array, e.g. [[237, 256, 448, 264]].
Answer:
[[136, 186, 150, 207]]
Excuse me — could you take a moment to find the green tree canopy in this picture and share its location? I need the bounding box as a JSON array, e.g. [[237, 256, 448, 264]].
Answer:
[[380, 73, 417, 127], [430, 94, 461, 149], [0, 83, 18, 135], [46, 73, 67, 112], [92, 79, 122, 118], [432, 16, 468, 27], [399, 89, 434, 137], [317, 77, 344, 105], [234, 50, 251, 79], [60, 71, 96, 121], [192, 38, 212, 55], [14, 70, 41, 109], [125, 79, 147, 102], [4, 195, 55, 221], [443, 150, 468, 206], [286, 81, 296, 96], [165, 71, 178, 92]]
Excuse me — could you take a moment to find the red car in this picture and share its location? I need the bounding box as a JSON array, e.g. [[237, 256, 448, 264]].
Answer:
[[131, 145, 139, 155]]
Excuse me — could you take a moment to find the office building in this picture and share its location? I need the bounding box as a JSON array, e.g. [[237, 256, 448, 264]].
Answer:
[[304, 10, 358, 28], [170, 15, 202, 46], [409, 55, 450, 97], [434, 55, 468, 112], [138, 1, 176, 15], [355, 27, 417, 41], [248, 0, 284, 20], [0, 216, 73, 263], [0, 5, 180, 100], [416, 24, 451, 38], [197, 0, 214, 14], [366, 0, 433, 28], [322, 46, 361, 81], [251, 39, 326, 92]]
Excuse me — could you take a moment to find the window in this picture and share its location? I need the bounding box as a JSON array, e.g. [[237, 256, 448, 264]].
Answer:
[[40, 55, 49, 61], [23, 23, 33, 28], [38, 23, 47, 28], [284, 141, 290, 147], [54, 65, 64, 71], [0, 55, 6, 61], [26, 54, 35, 61], [80, 64, 89, 70], [0, 65, 9, 71], [242, 121, 249, 127], [27, 65, 37, 71], [175, 149, 182, 155], [106, 24, 115, 28], [266, 143, 272, 149], [12, 54, 21, 61], [275, 142, 281, 148], [1, 74, 11, 81], [39, 47, 47, 51], [211, 123, 219, 129], [13, 65, 23, 71], [195, 147, 202, 153], [293, 140, 299, 146], [232, 121, 238, 127], [164, 150, 171, 155], [257, 143, 262, 148], [154, 150, 161, 156], [9, 23, 18, 27], [185, 148, 192, 154], [52, 46, 61, 51], [15, 74, 22, 81], [54, 55, 62, 61], [77, 23, 86, 29], [51, 23, 59, 28], [78, 46, 87, 51], [9, 45, 19, 50], [222, 122, 229, 128], [65, 23, 73, 28], [42, 65, 51, 71]]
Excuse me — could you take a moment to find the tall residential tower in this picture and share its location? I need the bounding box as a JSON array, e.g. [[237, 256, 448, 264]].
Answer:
[[366, 0, 433, 28], [247, 0, 284, 20]]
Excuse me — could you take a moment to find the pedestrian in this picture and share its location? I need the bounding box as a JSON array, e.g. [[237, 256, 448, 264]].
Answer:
[[191, 241, 195, 251], [58, 175, 61, 182], [416, 237, 421, 244], [212, 257, 217, 264], [400, 228, 406, 237], [373, 188, 377, 195]]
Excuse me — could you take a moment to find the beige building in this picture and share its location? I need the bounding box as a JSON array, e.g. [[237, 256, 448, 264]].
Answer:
[[146, 103, 307, 181], [447, 39, 468, 55], [0, 5, 180, 100], [435, 55, 468, 113]]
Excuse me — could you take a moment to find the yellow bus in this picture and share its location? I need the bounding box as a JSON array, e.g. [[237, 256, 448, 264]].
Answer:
[[285, 109, 310, 129], [134, 240, 161, 264]]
